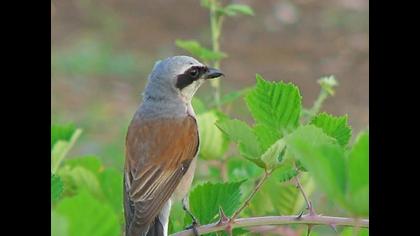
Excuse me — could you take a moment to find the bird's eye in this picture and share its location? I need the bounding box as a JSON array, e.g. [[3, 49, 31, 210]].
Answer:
[[189, 69, 199, 78]]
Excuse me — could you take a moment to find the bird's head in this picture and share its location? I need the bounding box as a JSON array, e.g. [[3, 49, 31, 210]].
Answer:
[[144, 56, 223, 103]]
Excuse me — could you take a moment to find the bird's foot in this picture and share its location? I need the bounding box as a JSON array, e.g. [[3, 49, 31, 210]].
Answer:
[[184, 220, 200, 236], [182, 197, 200, 235]]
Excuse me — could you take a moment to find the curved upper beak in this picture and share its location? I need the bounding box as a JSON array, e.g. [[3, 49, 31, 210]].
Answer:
[[204, 67, 224, 79]]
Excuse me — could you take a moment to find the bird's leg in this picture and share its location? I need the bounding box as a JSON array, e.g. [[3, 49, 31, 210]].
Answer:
[[182, 197, 200, 236]]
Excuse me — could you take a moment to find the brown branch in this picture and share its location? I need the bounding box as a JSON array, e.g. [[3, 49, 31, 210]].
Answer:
[[170, 215, 369, 236], [294, 172, 316, 216]]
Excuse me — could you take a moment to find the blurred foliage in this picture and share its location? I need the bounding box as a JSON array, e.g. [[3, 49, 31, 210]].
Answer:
[[52, 39, 141, 77], [51, 125, 123, 236], [175, 40, 227, 64]]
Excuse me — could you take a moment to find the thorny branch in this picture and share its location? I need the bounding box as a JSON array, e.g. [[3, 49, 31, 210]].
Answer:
[[170, 215, 369, 236]]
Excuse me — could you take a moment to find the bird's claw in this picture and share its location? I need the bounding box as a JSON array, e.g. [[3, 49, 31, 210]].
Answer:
[[184, 220, 200, 236]]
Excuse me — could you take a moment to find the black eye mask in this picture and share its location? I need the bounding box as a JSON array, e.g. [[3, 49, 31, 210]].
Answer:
[[176, 66, 208, 90]]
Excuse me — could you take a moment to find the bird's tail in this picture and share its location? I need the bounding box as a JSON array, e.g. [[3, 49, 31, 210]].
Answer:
[[125, 217, 164, 236], [144, 217, 165, 236]]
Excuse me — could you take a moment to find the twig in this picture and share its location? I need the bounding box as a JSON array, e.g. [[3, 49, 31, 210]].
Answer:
[[230, 170, 271, 221], [170, 215, 369, 236], [294, 173, 316, 216]]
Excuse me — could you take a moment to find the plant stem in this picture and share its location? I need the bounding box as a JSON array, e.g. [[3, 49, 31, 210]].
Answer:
[[294, 173, 315, 216], [306, 90, 328, 121], [230, 170, 271, 221], [170, 215, 369, 236], [209, 0, 222, 108]]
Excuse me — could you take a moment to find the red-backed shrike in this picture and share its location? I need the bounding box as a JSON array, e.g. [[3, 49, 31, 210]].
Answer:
[[124, 56, 223, 236]]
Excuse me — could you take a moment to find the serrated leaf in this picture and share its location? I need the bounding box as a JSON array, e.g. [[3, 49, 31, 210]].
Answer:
[[346, 131, 369, 216], [51, 127, 82, 174], [175, 40, 227, 62], [222, 4, 254, 16], [245, 74, 302, 134], [253, 124, 281, 151], [261, 139, 286, 170], [54, 190, 119, 236], [197, 110, 229, 160], [310, 112, 352, 146], [216, 119, 264, 167], [52, 174, 64, 202], [285, 125, 346, 206], [188, 181, 245, 225]]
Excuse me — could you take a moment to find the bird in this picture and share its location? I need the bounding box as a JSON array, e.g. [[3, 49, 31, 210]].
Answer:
[[124, 55, 224, 236]]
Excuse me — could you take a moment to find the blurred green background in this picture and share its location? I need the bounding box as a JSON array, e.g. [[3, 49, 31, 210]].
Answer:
[[51, 0, 368, 235]]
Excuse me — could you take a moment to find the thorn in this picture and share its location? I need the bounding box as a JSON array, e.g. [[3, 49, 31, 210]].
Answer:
[[217, 206, 229, 225], [329, 224, 337, 233], [217, 207, 233, 235], [296, 211, 304, 219]]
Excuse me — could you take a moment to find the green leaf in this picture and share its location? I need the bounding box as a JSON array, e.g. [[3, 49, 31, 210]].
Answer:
[[247, 172, 314, 216], [197, 110, 229, 160], [54, 190, 119, 236], [192, 97, 207, 114], [188, 181, 245, 225], [58, 165, 103, 199], [169, 202, 187, 234], [273, 158, 299, 182], [227, 156, 263, 182], [52, 210, 69, 236], [64, 156, 102, 174], [51, 126, 82, 174], [52, 174, 64, 203], [245, 74, 302, 134], [318, 76, 338, 96], [253, 124, 281, 151], [346, 131, 369, 216], [175, 40, 227, 62], [285, 125, 347, 206], [340, 227, 369, 236], [310, 112, 352, 146], [221, 4, 255, 16], [98, 168, 123, 215], [261, 139, 286, 170], [51, 123, 77, 149], [216, 119, 264, 167]]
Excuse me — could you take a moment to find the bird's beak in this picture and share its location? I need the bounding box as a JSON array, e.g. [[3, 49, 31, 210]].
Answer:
[[204, 67, 224, 79]]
